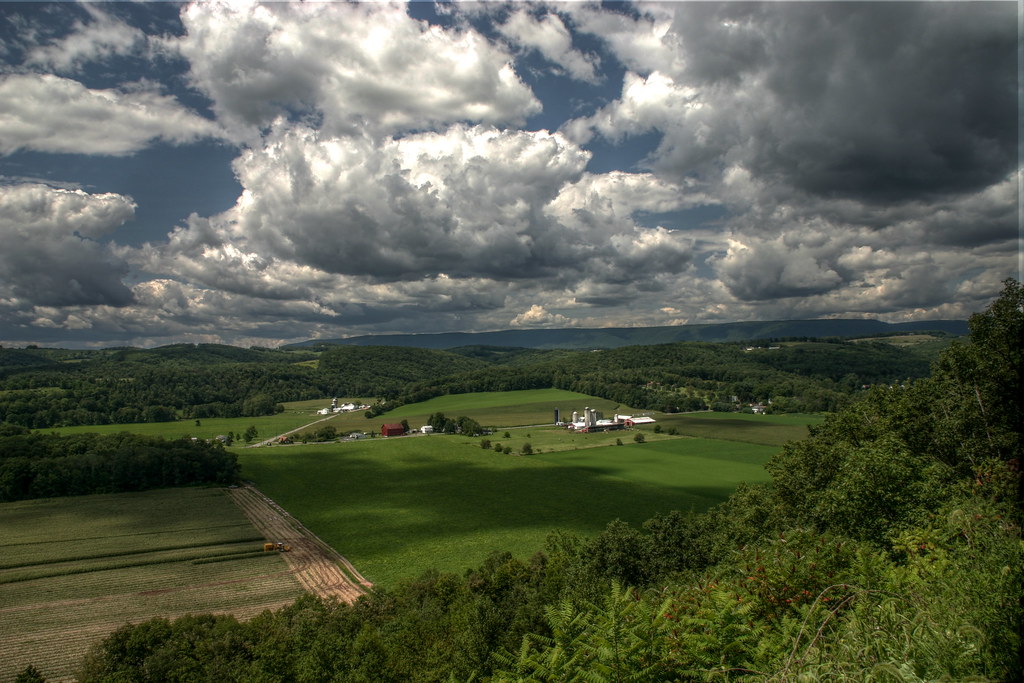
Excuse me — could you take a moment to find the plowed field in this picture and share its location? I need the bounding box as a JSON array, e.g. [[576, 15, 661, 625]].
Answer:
[[226, 483, 372, 602], [1, 486, 368, 683]]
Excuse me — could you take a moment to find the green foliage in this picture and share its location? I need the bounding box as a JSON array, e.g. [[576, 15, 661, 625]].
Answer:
[[923, 279, 1022, 477], [14, 665, 45, 683], [318, 345, 490, 399], [494, 582, 679, 682], [0, 346, 325, 429], [425, 412, 485, 436], [0, 429, 239, 501], [459, 416, 485, 436]]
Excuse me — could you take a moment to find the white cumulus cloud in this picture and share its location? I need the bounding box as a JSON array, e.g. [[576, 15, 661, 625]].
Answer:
[[24, 4, 145, 73], [174, 1, 541, 141], [498, 9, 600, 83], [510, 304, 573, 328], [0, 74, 219, 155]]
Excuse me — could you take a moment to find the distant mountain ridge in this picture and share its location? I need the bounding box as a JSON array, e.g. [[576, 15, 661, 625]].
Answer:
[[284, 319, 968, 351]]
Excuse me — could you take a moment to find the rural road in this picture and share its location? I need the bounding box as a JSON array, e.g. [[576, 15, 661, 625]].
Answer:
[[226, 483, 372, 602], [250, 413, 341, 447]]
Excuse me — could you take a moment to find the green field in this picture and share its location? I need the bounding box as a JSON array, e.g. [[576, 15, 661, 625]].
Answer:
[[0, 487, 304, 683], [384, 388, 620, 426], [47, 397, 368, 442], [297, 388, 626, 436], [47, 389, 613, 442], [660, 411, 825, 446], [239, 392, 817, 587], [45, 388, 823, 450], [4, 391, 822, 678], [240, 430, 778, 588]]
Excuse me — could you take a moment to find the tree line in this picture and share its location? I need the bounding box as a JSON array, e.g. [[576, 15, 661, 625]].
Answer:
[[365, 339, 933, 418], [1, 316, 942, 431], [63, 280, 1021, 682], [0, 425, 239, 502]]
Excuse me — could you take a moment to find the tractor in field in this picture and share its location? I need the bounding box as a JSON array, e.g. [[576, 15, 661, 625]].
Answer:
[[263, 542, 291, 552]]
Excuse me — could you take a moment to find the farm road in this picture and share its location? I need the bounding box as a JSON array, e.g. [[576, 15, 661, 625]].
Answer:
[[226, 484, 372, 602], [250, 413, 338, 447]]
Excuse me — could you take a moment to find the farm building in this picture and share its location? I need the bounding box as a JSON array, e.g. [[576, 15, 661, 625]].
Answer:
[[563, 408, 653, 432], [420, 425, 434, 434], [381, 423, 405, 437], [319, 399, 368, 415]]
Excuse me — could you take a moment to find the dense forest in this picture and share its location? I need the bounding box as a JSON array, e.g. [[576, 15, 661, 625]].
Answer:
[[0, 345, 327, 428], [0, 330, 941, 429], [361, 338, 934, 417], [0, 425, 239, 501], [53, 280, 1020, 681]]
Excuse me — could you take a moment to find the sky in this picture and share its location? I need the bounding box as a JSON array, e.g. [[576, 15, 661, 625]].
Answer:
[[0, 1, 1018, 349]]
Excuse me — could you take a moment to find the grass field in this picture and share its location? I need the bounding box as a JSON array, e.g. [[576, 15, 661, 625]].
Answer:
[[0, 487, 305, 683], [383, 388, 621, 427], [240, 428, 778, 588], [659, 411, 825, 446], [47, 397, 372, 442], [296, 388, 626, 437], [47, 388, 600, 443], [45, 388, 823, 450]]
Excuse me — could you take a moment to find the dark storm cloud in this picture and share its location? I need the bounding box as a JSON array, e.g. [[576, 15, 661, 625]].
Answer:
[[669, 2, 1017, 202], [0, 183, 135, 307]]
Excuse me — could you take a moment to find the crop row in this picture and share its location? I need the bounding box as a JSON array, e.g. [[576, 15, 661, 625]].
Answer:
[[1, 534, 266, 571], [191, 550, 271, 565], [1, 555, 298, 612], [0, 541, 271, 585], [9, 521, 257, 548], [2, 568, 304, 683]]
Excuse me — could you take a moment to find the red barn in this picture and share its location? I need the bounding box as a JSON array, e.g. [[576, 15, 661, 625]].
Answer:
[[381, 423, 405, 437]]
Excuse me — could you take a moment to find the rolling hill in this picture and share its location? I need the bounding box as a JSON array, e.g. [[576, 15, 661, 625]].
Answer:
[[283, 318, 967, 350]]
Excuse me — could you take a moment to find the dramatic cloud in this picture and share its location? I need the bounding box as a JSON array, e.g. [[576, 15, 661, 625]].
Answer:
[[562, 1, 1017, 321], [572, 3, 1016, 201], [0, 1, 1016, 347], [134, 122, 703, 326], [0, 183, 135, 307], [0, 74, 219, 155], [174, 1, 540, 141]]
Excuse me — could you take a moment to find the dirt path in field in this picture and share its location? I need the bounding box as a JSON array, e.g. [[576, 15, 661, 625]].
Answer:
[[250, 414, 338, 447], [225, 484, 372, 602]]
